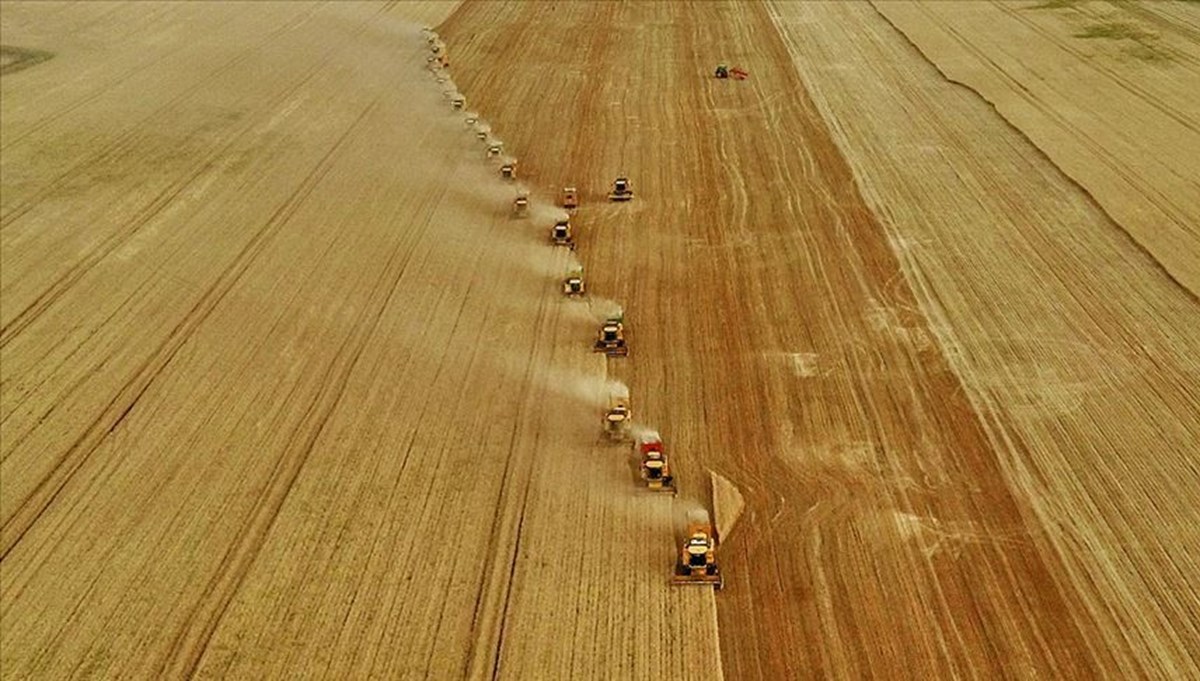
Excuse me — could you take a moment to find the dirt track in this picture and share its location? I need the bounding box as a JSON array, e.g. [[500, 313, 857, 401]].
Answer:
[[875, 0, 1200, 294], [3, 1, 1198, 679]]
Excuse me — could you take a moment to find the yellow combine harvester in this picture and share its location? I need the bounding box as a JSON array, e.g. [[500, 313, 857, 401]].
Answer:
[[604, 392, 631, 441], [551, 220, 575, 249], [563, 268, 584, 296], [636, 433, 676, 494], [593, 314, 628, 356], [672, 510, 722, 589], [608, 176, 633, 201]]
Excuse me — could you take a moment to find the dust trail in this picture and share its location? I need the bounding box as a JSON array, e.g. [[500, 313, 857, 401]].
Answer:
[[587, 297, 623, 322], [629, 424, 658, 443], [521, 367, 615, 410], [530, 204, 568, 224], [553, 295, 623, 331], [607, 379, 629, 401]]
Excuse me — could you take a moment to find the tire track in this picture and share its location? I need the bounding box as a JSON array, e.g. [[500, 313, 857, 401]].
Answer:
[[995, 2, 1197, 131], [770, 2, 1200, 675], [0, 7, 243, 152], [873, 1, 1200, 300], [0, 3, 394, 349], [461, 261, 557, 680], [0, 4, 321, 229], [157, 101, 448, 676], [924, 3, 1197, 227], [446, 1, 1115, 677], [0, 102, 373, 560]]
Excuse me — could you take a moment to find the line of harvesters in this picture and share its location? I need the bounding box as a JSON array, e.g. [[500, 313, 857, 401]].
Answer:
[[423, 28, 721, 590]]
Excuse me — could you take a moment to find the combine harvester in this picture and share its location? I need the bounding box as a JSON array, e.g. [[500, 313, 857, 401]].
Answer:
[[551, 219, 575, 250], [594, 313, 628, 356], [608, 176, 634, 202], [604, 387, 631, 441], [635, 432, 676, 494], [672, 509, 722, 589], [561, 186, 578, 210], [512, 192, 529, 218], [563, 267, 585, 296]]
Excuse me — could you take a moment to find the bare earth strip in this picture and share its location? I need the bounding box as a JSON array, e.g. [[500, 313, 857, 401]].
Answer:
[[872, 0, 1200, 295], [769, 1, 1200, 677], [442, 1, 1196, 678]]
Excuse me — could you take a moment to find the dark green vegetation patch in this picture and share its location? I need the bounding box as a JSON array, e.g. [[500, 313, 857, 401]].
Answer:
[[1074, 21, 1152, 40], [1074, 21, 1171, 62], [0, 46, 54, 75], [1028, 0, 1082, 10]]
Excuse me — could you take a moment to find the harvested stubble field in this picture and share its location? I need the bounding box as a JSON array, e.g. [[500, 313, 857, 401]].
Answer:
[[1, 1, 1197, 679]]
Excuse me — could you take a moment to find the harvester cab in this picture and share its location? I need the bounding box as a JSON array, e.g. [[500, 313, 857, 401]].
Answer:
[[638, 436, 676, 494], [672, 511, 722, 588], [476, 129, 489, 141], [561, 187, 579, 210], [551, 220, 575, 249], [451, 95, 465, 110], [487, 142, 503, 158], [593, 316, 628, 356], [608, 176, 634, 201], [500, 162, 516, 180]]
